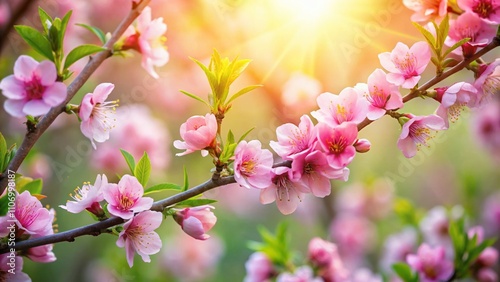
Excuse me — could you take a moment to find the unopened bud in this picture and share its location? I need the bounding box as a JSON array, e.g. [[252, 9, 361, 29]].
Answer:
[[354, 139, 371, 153]]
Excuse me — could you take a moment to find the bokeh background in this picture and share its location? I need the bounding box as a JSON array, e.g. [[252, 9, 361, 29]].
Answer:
[[0, 0, 499, 281]]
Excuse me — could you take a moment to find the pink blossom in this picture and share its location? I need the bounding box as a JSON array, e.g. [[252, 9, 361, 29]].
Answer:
[[420, 206, 453, 248], [173, 113, 217, 157], [277, 266, 322, 282], [474, 59, 500, 105], [281, 72, 322, 117], [380, 228, 417, 271], [244, 252, 274, 282], [354, 138, 371, 153], [359, 68, 403, 120], [330, 213, 376, 260], [351, 268, 383, 282], [173, 205, 217, 240], [270, 115, 317, 159], [60, 174, 107, 215], [379, 42, 431, 89], [116, 210, 163, 267], [234, 140, 274, 190], [397, 114, 446, 158], [311, 88, 368, 127], [403, 0, 448, 22], [102, 174, 153, 220], [308, 237, 339, 267], [446, 12, 497, 56], [477, 247, 499, 267], [79, 83, 118, 149], [291, 150, 349, 197], [434, 82, 478, 128], [483, 192, 500, 233], [162, 233, 224, 281], [26, 227, 56, 263], [477, 268, 499, 282], [407, 244, 454, 282], [472, 100, 500, 161], [0, 253, 31, 282], [0, 191, 52, 236], [121, 6, 169, 79], [260, 167, 307, 215], [458, 0, 500, 24], [92, 105, 171, 172], [0, 55, 67, 117], [316, 122, 358, 169]]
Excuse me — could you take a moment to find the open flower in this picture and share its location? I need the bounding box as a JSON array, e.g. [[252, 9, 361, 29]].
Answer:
[[311, 88, 368, 127], [173, 113, 217, 157], [308, 237, 339, 268], [116, 210, 163, 267], [446, 12, 497, 57], [234, 140, 274, 190], [458, 0, 500, 24], [270, 114, 317, 159], [103, 174, 153, 219], [397, 114, 446, 158], [379, 42, 431, 89], [435, 82, 478, 128], [173, 205, 217, 240], [0, 55, 67, 117], [474, 59, 500, 105], [403, 0, 448, 22], [260, 167, 307, 215], [60, 174, 107, 216], [358, 68, 403, 120], [121, 6, 169, 79], [244, 252, 275, 282], [407, 244, 454, 282], [0, 254, 31, 281], [79, 83, 118, 149], [316, 122, 358, 169]]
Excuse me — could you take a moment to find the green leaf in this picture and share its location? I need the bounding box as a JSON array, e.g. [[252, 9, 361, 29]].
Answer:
[[3, 144, 16, 171], [14, 25, 54, 60], [392, 263, 415, 282], [175, 198, 217, 208], [0, 132, 7, 172], [430, 56, 440, 67], [59, 10, 73, 51], [412, 22, 436, 49], [0, 194, 10, 216], [144, 183, 182, 195], [38, 8, 53, 33], [180, 90, 210, 107], [227, 85, 261, 104], [228, 59, 251, 85], [227, 130, 235, 144], [182, 167, 189, 192], [120, 149, 136, 174], [443, 38, 470, 57], [238, 127, 255, 143], [64, 44, 106, 69], [134, 152, 151, 187], [437, 14, 450, 51], [219, 143, 237, 163], [19, 179, 43, 195], [191, 57, 217, 95], [76, 23, 107, 44]]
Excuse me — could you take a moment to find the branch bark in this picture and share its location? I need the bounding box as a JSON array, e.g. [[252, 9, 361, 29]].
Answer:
[[0, 0, 151, 195]]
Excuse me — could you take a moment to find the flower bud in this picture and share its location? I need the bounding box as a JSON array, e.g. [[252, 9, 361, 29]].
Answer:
[[354, 139, 371, 153], [477, 268, 498, 282], [477, 247, 499, 267], [308, 237, 338, 267], [174, 205, 217, 240]]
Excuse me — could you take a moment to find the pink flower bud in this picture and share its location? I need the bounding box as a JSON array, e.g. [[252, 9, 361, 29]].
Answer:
[[477, 247, 499, 267], [354, 139, 371, 153], [477, 268, 498, 282], [174, 205, 217, 240], [173, 114, 218, 157], [308, 237, 338, 267], [244, 252, 274, 282]]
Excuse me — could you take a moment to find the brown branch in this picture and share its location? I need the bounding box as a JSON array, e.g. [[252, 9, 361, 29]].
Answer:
[[357, 36, 500, 132], [0, 0, 37, 54], [0, 0, 152, 195], [0, 175, 237, 254]]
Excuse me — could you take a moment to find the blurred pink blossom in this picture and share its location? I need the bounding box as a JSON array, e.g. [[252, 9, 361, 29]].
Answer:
[[260, 167, 307, 215], [308, 237, 339, 268], [174, 113, 217, 157], [270, 114, 317, 160], [477, 268, 499, 282], [281, 72, 322, 116], [277, 266, 322, 282], [403, 0, 448, 22], [380, 228, 417, 271], [244, 252, 275, 282], [234, 140, 274, 190], [162, 232, 224, 282], [458, 0, 500, 24], [116, 211, 163, 267], [474, 59, 500, 105], [330, 213, 376, 263], [477, 247, 499, 267], [357, 68, 403, 121], [316, 122, 358, 169], [397, 114, 446, 158], [0, 55, 67, 117], [471, 100, 500, 161], [174, 205, 217, 240], [434, 82, 478, 128], [351, 268, 383, 282], [446, 12, 497, 56], [379, 42, 431, 89], [79, 83, 118, 149], [483, 192, 500, 233], [0, 253, 31, 281], [103, 174, 153, 220], [59, 174, 106, 216], [121, 6, 169, 79], [406, 244, 454, 282], [312, 88, 368, 126]]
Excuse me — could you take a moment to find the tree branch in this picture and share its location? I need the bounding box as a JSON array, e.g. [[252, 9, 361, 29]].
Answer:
[[0, 175, 236, 254], [0, 0, 152, 195], [0, 0, 37, 54], [357, 36, 500, 131]]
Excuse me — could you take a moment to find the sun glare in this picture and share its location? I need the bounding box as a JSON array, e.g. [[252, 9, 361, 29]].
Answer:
[[275, 0, 338, 27]]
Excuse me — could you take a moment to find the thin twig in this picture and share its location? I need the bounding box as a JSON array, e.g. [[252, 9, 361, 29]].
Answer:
[[0, 0, 151, 195]]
